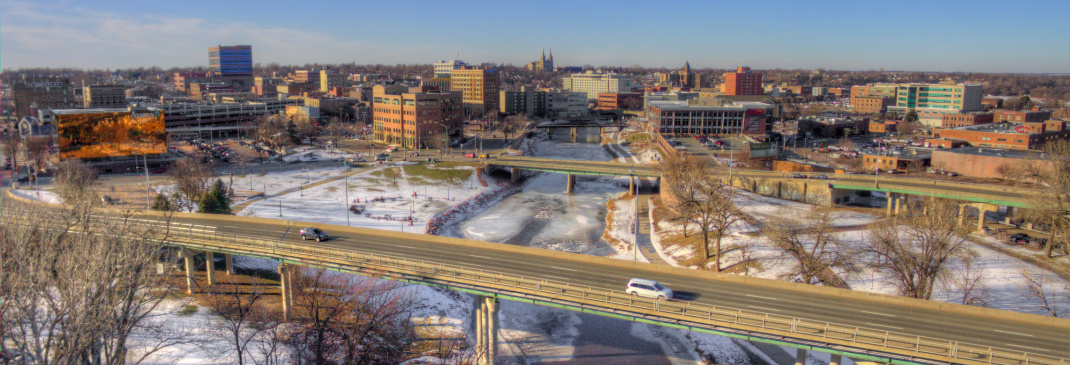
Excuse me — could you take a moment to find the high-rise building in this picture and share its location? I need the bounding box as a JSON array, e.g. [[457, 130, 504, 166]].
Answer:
[[722, 66, 763, 96], [562, 71, 632, 101], [887, 81, 983, 122], [83, 85, 128, 108], [372, 85, 463, 149], [850, 83, 898, 114], [13, 77, 77, 118], [295, 69, 322, 84], [450, 67, 500, 117], [208, 45, 253, 76], [320, 70, 350, 93], [434, 60, 468, 78]]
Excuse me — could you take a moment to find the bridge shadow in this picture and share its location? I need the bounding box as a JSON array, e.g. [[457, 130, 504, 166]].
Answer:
[[669, 291, 700, 301]]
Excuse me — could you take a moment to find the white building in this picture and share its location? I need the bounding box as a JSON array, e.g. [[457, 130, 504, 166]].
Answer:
[[434, 60, 468, 78], [562, 71, 632, 101]]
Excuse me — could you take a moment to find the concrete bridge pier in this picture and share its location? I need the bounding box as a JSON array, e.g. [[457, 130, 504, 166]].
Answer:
[[224, 253, 234, 275], [566, 174, 575, 194], [205, 252, 216, 285], [886, 193, 897, 216], [510, 168, 520, 183], [181, 249, 197, 294], [829, 354, 842, 365], [473, 295, 499, 365], [895, 194, 905, 216], [794, 348, 807, 365], [570, 127, 577, 143], [279, 263, 294, 321], [628, 176, 636, 195]]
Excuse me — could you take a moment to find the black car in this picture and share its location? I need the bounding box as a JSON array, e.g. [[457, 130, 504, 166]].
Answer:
[[299, 227, 329, 241], [1008, 233, 1031, 244], [787, 173, 808, 179]]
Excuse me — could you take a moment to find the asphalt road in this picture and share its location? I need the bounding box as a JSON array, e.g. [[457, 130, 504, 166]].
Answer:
[[137, 215, 1070, 361]]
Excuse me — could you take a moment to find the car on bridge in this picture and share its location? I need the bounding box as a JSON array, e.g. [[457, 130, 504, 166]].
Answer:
[[299, 227, 329, 241], [626, 278, 673, 300], [786, 173, 808, 179]]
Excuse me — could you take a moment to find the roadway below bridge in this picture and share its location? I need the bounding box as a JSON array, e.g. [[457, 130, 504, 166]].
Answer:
[[51, 210, 1067, 363]]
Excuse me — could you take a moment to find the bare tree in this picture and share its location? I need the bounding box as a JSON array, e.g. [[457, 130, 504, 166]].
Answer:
[[1017, 268, 1069, 317], [1, 203, 192, 365], [252, 115, 294, 155], [764, 206, 855, 287], [501, 114, 530, 140], [202, 276, 277, 365], [661, 154, 745, 272], [24, 136, 50, 172], [52, 159, 99, 205], [1012, 140, 1070, 258], [944, 258, 989, 307], [171, 157, 215, 212], [1, 131, 21, 172], [835, 137, 856, 151], [861, 198, 974, 299]]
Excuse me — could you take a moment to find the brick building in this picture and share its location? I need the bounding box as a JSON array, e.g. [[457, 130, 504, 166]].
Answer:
[[981, 97, 1003, 109], [372, 85, 463, 149], [82, 85, 127, 108], [797, 115, 869, 138], [596, 93, 643, 110], [941, 112, 993, 128], [994, 109, 1052, 124], [13, 77, 77, 118], [862, 151, 931, 173], [721, 66, 763, 96], [450, 67, 500, 117], [850, 84, 898, 114], [934, 120, 1070, 150], [930, 147, 1044, 179]]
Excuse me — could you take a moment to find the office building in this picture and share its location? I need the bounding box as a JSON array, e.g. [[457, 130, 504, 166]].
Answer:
[[597, 93, 643, 110], [851, 84, 899, 114], [862, 151, 932, 173], [156, 98, 298, 140], [254, 77, 283, 97], [421, 78, 451, 92], [797, 115, 870, 138], [994, 109, 1052, 124], [434, 60, 468, 78], [320, 70, 350, 93], [13, 77, 77, 118], [82, 85, 128, 108], [295, 69, 321, 84], [930, 147, 1041, 179], [887, 81, 983, 122], [545, 92, 587, 119], [647, 97, 774, 139], [721, 66, 763, 96], [208, 45, 253, 76], [450, 67, 500, 117], [372, 85, 463, 149], [499, 86, 548, 117], [562, 71, 631, 101]]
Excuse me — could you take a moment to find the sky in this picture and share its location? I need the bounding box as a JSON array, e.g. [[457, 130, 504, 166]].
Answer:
[[1, 0, 1068, 73]]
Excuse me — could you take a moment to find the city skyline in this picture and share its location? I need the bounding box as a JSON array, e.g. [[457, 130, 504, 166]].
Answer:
[[2, 0, 1068, 73]]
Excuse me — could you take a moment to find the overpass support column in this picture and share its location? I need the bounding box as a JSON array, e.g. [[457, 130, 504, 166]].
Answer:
[[279, 263, 293, 321], [628, 177, 636, 195], [977, 205, 989, 233], [886, 193, 896, 216], [510, 168, 520, 183], [205, 251, 216, 286], [794, 348, 807, 365], [475, 295, 486, 364], [570, 127, 577, 142], [958, 204, 968, 226], [894, 195, 905, 216], [224, 253, 234, 275], [486, 296, 499, 364], [829, 354, 841, 365], [566, 174, 575, 194], [182, 249, 197, 294]]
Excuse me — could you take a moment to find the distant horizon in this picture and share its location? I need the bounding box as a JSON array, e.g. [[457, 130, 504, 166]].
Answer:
[[2, 0, 1068, 74]]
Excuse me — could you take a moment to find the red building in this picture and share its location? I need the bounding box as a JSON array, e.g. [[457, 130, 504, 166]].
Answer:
[[941, 112, 994, 128], [722, 66, 763, 96], [596, 93, 643, 110], [994, 109, 1052, 124], [934, 121, 1070, 150]]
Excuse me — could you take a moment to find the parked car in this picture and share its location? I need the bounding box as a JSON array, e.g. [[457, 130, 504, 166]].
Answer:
[[625, 278, 673, 300], [812, 175, 830, 180], [464, 153, 477, 158], [787, 173, 808, 179], [299, 227, 329, 241]]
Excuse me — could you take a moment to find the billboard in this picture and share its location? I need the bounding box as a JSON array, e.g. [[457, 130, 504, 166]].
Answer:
[[57, 109, 167, 160], [742, 109, 768, 135]]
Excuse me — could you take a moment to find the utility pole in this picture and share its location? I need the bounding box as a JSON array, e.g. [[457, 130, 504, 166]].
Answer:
[[144, 152, 151, 210], [345, 168, 350, 226]]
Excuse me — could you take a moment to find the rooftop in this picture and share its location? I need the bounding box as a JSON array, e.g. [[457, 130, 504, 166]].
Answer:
[[948, 121, 1034, 134], [935, 147, 1039, 159]]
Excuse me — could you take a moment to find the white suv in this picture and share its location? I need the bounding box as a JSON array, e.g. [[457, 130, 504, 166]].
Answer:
[[625, 278, 673, 300]]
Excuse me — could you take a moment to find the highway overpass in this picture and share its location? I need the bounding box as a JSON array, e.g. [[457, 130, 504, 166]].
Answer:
[[3, 195, 1067, 365]]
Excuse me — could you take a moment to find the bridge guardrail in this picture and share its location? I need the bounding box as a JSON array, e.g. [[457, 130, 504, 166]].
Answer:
[[131, 221, 1063, 365]]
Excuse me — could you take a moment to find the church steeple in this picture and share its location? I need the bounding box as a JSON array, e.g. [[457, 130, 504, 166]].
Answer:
[[548, 48, 553, 62], [542, 48, 546, 62]]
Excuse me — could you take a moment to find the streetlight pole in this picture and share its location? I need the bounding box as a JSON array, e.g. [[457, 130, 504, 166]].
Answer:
[[633, 195, 639, 262], [344, 168, 350, 226]]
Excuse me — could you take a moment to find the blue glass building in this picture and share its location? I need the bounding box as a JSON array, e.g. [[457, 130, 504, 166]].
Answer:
[[208, 45, 253, 76]]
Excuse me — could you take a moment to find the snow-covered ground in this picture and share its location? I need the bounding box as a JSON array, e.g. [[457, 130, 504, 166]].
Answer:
[[10, 188, 61, 204]]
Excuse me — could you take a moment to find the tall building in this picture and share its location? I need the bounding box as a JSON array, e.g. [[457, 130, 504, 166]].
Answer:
[[887, 81, 983, 122], [372, 85, 463, 149], [562, 71, 632, 101], [82, 85, 128, 108], [526, 49, 554, 73], [208, 45, 253, 76], [722, 66, 763, 96], [295, 69, 322, 84], [450, 67, 500, 117], [434, 60, 468, 78], [13, 77, 77, 118], [319, 70, 350, 93], [499, 86, 547, 117], [656, 62, 702, 88]]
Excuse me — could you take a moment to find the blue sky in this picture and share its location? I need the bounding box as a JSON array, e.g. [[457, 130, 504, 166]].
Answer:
[[2, 0, 1068, 73]]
